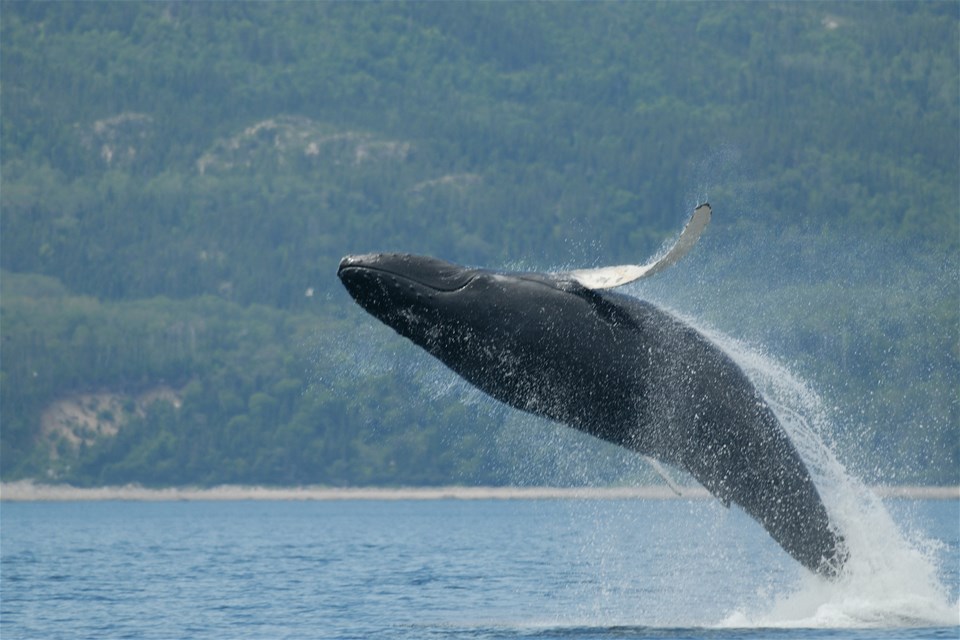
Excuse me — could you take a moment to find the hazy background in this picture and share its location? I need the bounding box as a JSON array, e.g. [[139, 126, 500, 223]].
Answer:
[[2, 2, 957, 487]]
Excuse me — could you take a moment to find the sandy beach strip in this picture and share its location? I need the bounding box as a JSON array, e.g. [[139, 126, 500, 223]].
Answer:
[[1, 481, 957, 502]]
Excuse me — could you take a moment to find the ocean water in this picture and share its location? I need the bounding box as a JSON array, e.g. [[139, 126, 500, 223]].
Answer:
[[2, 497, 957, 639]]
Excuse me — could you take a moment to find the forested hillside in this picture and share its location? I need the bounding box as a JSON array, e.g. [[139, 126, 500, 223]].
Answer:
[[2, 2, 957, 486]]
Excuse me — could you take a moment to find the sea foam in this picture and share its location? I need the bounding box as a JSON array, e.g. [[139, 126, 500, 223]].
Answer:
[[705, 326, 958, 628]]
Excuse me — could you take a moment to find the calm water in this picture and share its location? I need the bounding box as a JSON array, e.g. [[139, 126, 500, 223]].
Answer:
[[2, 498, 957, 639]]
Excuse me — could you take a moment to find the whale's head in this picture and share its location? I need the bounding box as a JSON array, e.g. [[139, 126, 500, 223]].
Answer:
[[337, 252, 589, 370], [338, 253, 483, 337], [337, 250, 629, 433]]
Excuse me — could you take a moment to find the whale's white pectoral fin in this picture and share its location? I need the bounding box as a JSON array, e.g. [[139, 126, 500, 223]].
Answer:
[[566, 203, 712, 290], [565, 263, 654, 289]]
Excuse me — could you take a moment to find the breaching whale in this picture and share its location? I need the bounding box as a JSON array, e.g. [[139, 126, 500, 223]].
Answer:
[[337, 204, 846, 577]]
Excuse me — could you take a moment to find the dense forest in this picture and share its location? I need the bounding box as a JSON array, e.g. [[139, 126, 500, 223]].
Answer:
[[2, 2, 957, 487]]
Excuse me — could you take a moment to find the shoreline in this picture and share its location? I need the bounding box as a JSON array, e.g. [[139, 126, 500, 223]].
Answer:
[[1, 481, 957, 502]]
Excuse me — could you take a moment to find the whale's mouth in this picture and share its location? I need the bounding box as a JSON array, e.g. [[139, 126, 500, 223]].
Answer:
[[338, 254, 477, 293]]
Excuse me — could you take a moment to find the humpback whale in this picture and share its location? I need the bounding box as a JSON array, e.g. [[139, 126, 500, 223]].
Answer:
[[337, 204, 846, 576]]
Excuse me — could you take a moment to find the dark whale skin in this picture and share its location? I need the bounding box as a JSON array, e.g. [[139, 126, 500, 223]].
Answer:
[[338, 253, 846, 576]]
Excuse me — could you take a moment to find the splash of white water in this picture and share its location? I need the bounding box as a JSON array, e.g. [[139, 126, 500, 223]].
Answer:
[[699, 325, 959, 628]]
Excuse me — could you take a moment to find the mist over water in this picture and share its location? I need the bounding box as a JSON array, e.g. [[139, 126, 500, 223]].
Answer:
[[700, 323, 957, 628], [519, 194, 958, 625], [632, 171, 959, 626]]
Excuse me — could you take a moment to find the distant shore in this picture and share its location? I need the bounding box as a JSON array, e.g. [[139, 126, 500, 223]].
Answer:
[[1, 481, 957, 502]]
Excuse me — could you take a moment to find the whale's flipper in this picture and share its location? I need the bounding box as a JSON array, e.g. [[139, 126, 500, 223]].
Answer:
[[642, 455, 684, 497], [565, 203, 712, 290]]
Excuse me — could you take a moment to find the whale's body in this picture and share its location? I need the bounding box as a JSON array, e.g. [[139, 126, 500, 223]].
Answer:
[[337, 249, 845, 576]]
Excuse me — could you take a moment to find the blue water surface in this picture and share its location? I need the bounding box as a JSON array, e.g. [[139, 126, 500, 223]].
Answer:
[[2, 498, 957, 639]]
